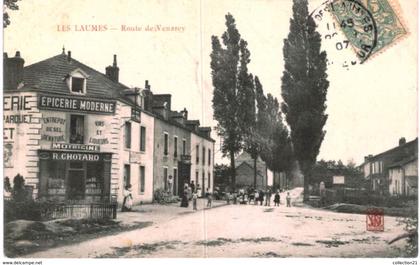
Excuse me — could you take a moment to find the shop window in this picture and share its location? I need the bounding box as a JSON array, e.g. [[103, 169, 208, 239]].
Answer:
[[125, 122, 131, 149], [174, 136, 178, 157], [70, 115, 84, 144], [86, 162, 104, 197], [140, 126, 146, 152], [139, 166, 145, 193], [47, 160, 66, 191], [71, 77, 85, 94], [164, 133, 169, 156], [124, 164, 131, 187]]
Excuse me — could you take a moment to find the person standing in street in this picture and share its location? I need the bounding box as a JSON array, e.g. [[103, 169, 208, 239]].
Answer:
[[167, 175, 173, 195], [274, 191, 280, 206], [122, 184, 133, 212], [265, 188, 272, 206], [286, 192, 292, 207], [180, 183, 189, 207], [206, 188, 212, 208], [254, 190, 259, 205], [192, 191, 198, 211], [190, 180, 196, 193], [259, 189, 265, 206]]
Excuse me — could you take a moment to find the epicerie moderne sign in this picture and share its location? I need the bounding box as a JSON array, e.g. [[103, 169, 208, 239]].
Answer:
[[38, 94, 116, 114]]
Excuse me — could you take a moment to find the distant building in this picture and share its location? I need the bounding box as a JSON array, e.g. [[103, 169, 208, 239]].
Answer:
[[388, 156, 417, 196], [359, 137, 418, 195], [234, 152, 268, 189]]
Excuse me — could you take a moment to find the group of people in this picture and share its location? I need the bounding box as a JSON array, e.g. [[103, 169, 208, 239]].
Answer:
[[228, 188, 292, 207], [180, 180, 212, 210]]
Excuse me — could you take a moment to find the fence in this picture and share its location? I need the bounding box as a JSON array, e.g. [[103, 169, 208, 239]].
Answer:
[[43, 203, 118, 220]]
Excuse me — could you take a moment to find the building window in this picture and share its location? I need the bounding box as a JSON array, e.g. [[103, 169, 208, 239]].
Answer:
[[139, 166, 145, 193], [125, 122, 131, 149], [195, 171, 199, 187], [196, 145, 199, 164], [202, 147, 206, 165], [208, 149, 211, 166], [163, 167, 168, 190], [208, 172, 211, 189], [174, 136, 178, 157], [173, 168, 178, 194], [71, 77, 85, 94], [70, 115, 84, 144], [164, 133, 169, 156], [140, 126, 146, 152], [124, 164, 131, 188], [182, 139, 186, 155]]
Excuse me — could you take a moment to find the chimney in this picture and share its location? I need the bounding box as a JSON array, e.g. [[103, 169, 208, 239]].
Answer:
[[145, 80, 150, 90], [105, 54, 119, 82], [4, 51, 25, 90], [364, 154, 373, 162], [399, 137, 406, 146], [181, 108, 188, 120], [142, 80, 153, 111], [67, 51, 71, 61]]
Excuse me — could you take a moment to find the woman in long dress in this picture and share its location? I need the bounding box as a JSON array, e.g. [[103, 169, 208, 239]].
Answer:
[[180, 183, 189, 207], [122, 185, 133, 212]]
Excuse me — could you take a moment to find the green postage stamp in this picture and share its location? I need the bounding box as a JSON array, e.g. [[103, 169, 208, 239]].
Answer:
[[329, 0, 407, 62]]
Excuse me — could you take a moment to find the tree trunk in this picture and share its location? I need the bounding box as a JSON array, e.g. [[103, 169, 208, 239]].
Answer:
[[254, 157, 257, 189], [301, 161, 310, 202], [230, 151, 236, 191]]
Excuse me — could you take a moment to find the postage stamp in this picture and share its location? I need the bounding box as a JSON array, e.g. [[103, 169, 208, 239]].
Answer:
[[366, 208, 385, 232], [330, 0, 407, 62]]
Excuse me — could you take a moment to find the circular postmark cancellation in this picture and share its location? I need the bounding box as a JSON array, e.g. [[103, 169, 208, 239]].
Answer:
[[310, 0, 378, 69], [329, 0, 378, 63]]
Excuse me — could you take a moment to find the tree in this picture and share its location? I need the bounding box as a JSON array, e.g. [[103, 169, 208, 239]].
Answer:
[[4, 0, 21, 28], [211, 13, 254, 190], [12, 174, 26, 202], [260, 94, 294, 180], [281, 0, 329, 201]]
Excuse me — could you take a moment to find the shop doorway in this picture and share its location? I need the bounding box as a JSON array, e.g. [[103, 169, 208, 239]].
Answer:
[[67, 170, 85, 200]]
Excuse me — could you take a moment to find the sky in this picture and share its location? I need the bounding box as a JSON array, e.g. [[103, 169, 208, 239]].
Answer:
[[4, 0, 418, 165]]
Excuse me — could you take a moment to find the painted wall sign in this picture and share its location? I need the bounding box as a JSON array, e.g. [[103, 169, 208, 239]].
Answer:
[[41, 114, 66, 142], [52, 143, 100, 152], [38, 94, 116, 114], [333, 175, 345, 185], [88, 120, 110, 145]]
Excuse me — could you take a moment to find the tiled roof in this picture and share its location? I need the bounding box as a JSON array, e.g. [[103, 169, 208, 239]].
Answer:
[[21, 53, 129, 99], [388, 156, 417, 168]]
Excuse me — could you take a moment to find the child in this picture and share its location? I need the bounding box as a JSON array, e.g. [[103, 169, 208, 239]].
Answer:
[[274, 192, 280, 207], [286, 192, 291, 207], [192, 191, 198, 211], [254, 190, 259, 205], [206, 188, 212, 208]]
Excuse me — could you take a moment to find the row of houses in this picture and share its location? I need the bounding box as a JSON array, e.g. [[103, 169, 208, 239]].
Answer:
[[359, 137, 418, 196], [3, 50, 215, 205]]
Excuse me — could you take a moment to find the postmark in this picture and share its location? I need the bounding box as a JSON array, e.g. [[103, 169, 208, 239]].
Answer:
[[366, 208, 384, 232], [311, 0, 407, 68]]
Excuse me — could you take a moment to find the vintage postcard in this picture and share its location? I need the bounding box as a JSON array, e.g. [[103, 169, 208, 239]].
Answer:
[[1, 0, 418, 262]]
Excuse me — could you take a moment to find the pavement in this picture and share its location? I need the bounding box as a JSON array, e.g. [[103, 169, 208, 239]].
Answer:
[[21, 188, 410, 258]]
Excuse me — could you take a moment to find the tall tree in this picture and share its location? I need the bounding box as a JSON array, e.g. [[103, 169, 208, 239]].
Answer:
[[281, 0, 329, 201], [211, 14, 253, 190]]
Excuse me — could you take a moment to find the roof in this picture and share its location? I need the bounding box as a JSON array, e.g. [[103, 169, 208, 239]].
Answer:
[[236, 161, 265, 178], [235, 151, 266, 177], [21, 53, 129, 99], [388, 156, 418, 169], [359, 138, 418, 167]]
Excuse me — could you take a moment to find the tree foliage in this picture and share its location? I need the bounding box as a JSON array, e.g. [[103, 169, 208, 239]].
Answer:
[[211, 13, 254, 189], [281, 0, 329, 200], [4, 0, 21, 28]]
